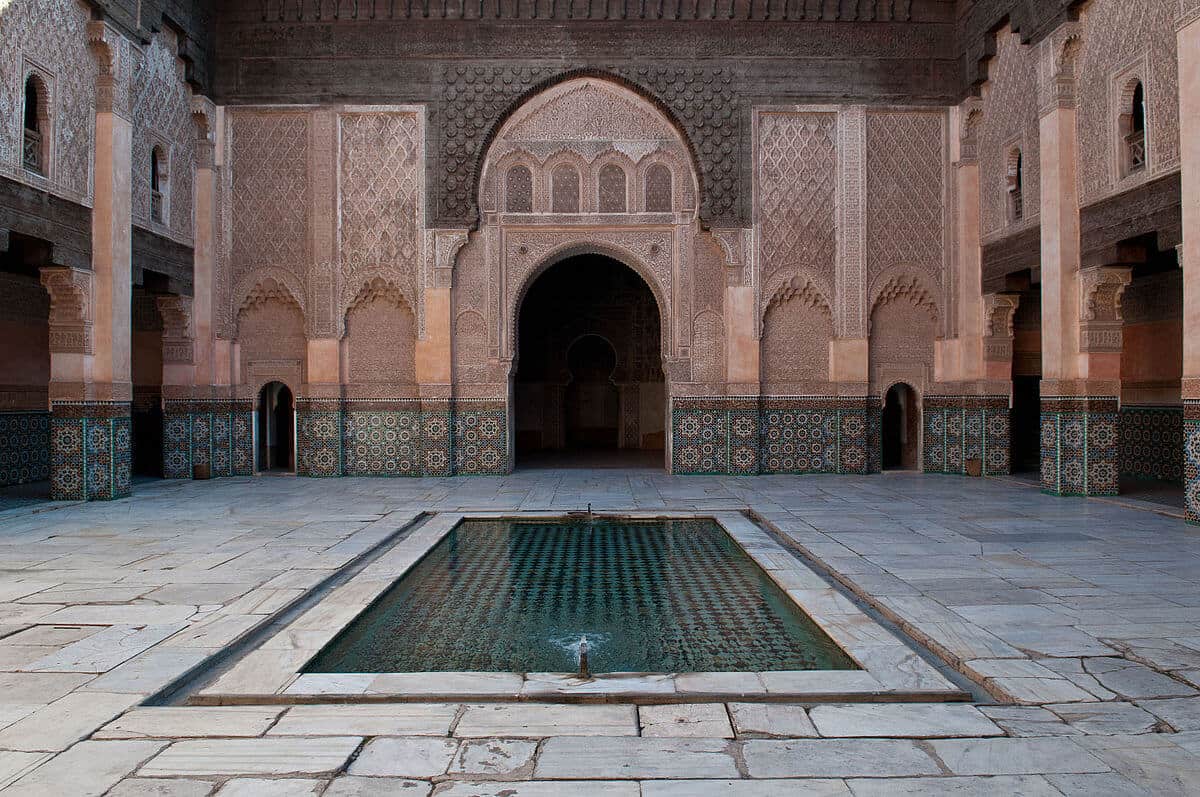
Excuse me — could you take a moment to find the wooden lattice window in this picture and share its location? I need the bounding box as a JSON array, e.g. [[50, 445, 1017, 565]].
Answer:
[[505, 165, 533, 213]]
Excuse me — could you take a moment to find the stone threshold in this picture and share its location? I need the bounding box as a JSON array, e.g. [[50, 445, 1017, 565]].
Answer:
[[189, 511, 970, 706]]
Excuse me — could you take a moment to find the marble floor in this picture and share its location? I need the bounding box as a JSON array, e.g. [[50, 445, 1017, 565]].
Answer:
[[0, 471, 1199, 794]]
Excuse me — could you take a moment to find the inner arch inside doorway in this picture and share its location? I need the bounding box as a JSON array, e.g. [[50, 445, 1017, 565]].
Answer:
[[513, 254, 665, 469]]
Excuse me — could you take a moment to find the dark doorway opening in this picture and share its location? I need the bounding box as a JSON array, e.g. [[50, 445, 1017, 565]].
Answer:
[[514, 254, 665, 469], [882, 383, 920, 471], [257, 381, 294, 472], [1009, 274, 1042, 475]]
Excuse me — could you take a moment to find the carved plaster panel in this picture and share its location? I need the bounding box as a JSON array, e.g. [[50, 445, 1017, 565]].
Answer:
[[0, 0, 97, 204], [979, 27, 1041, 241], [156, 294, 194, 365], [1079, 264, 1132, 353]]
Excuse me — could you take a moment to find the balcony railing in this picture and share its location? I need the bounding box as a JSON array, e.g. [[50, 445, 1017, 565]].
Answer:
[[22, 129, 42, 174], [151, 190, 164, 223], [1126, 130, 1146, 173]]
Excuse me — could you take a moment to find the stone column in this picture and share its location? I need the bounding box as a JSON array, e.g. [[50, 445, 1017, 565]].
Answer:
[[45, 22, 134, 501], [1180, 10, 1200, 521], [1035, 23, 1121, 496]]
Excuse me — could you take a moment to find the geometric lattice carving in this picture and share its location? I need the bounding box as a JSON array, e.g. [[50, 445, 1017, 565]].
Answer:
[[866, 112, 945, 286], [980, 28, 1040, 237], [230, 112, 309, 283], [757, 112, 836, 284], [339, 112, 421, 308]]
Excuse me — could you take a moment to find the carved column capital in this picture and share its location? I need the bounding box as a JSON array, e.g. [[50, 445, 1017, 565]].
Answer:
[[958, 99, 983, 164], [1079, 265, 1133, 353], [87, 21, 133, 120], [982, 291, 1020, 362], [1037, 21, 1083, 116], [156, 294, 195, 365], [39, 266, 94, 355]]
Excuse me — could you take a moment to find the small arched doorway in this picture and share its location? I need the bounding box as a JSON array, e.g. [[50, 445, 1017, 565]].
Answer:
[[882, 383, 921, 471], [257, 381, 294, 473], [514, 254, 665, 468]]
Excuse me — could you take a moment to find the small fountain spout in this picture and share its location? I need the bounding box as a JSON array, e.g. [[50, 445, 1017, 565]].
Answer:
[[578, 635, 591, 679]]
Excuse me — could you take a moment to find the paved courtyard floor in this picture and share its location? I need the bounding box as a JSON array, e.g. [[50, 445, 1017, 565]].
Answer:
[[0, 470, 1199, 794]]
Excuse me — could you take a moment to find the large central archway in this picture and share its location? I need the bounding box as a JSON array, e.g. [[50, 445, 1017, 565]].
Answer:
[[513, 254, 665, 469]]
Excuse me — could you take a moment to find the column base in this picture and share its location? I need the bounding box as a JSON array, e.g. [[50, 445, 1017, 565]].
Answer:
[[1040, 397, 1119, 496], [923, 395, 1011, 476], [50, 401, 131, 501]]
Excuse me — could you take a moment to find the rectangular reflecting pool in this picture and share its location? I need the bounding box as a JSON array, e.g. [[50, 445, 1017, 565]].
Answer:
[[304, 518, 858, 674]]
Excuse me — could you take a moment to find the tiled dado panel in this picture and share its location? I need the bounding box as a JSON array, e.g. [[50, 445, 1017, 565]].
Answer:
[[50, 402, 131, 501], [1040, 397, 1119, 497], [296, 401, 509, 478], [0, 412, 50, 487], [671, 397, 875, 476], [923, 397, 1011, 477], [162, 402, 255, 480], [1119, 406, 1183, 484], [1186, 401, 1200, 524]]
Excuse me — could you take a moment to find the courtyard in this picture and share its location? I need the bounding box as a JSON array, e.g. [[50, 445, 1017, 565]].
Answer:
[[0, 471, 1197, 794]]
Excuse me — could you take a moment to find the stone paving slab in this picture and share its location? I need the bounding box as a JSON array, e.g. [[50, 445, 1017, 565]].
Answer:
[[534, 737, 740, 779], [95, 706, 285, 739], [139, 736, 363, 776], [269, 704, 458, 736], [454, 704, 638, 737], [348, 737, 460, 778], [742, 738, 942, 778], [807, 703, 1003, 738]]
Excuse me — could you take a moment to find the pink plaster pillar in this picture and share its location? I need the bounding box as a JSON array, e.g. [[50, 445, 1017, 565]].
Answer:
[[724, 285, 759, 389], [1178, 11, 1200, 520]]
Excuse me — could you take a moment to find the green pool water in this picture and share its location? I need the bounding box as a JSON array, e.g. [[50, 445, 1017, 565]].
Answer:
[[304, 518, 858, 674]]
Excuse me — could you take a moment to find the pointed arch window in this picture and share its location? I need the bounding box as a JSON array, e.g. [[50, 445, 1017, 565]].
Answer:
[[22, 75, 48, 175], [645, 164, 672, 212], [551, 165, 580, 213], [150, 146, 167, 223], [1006, 149, 1024, 223], [505, 165, 533, 213], [598, 164, 627, 213], [1121, 80, 1147, 176]]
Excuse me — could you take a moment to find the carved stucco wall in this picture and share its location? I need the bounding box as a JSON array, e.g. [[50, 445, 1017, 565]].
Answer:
[[761, 287, 834, 393], [225, 105, 426, 359], [0, 0, 98, 205], [869, 287, 939, 396], [865, 110, 948, 329], [979, 27, 1041, 242], [131, 27, 194, 245], [1077, 0, 1181, 205], [755, 109, 837, 315]]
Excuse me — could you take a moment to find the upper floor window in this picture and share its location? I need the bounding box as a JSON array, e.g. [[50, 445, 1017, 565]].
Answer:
[[1006, 149, 1023, 223], [150, 146, 166, 223], [551, 165, 580, 213], [645, 163, 672, 212], [598, 164, 627, 213], [505, 165, 533, 213], [22, 76, 48, 175], [1121, 81, 1147, 177]]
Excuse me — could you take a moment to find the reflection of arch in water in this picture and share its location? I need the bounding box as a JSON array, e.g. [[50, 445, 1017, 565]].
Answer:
[[257, 381, 295, 472]]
